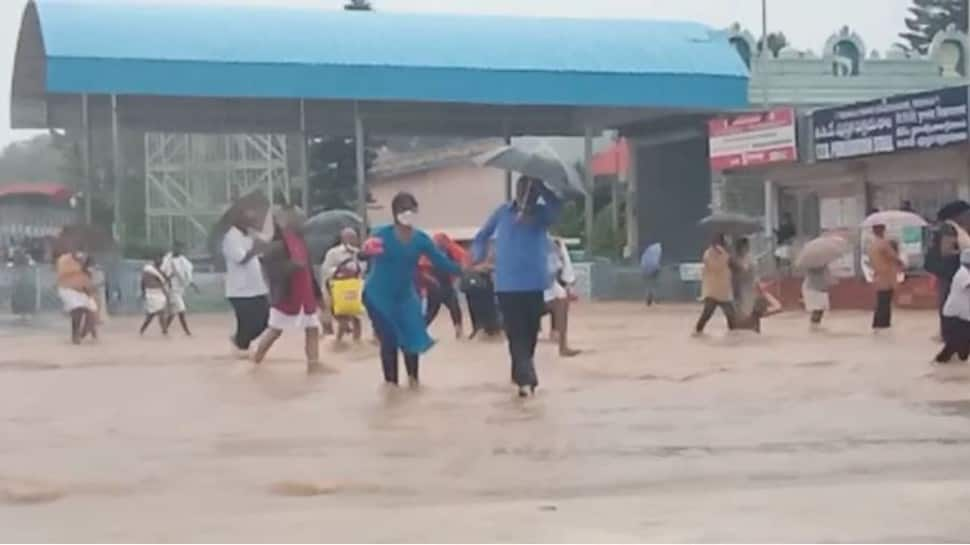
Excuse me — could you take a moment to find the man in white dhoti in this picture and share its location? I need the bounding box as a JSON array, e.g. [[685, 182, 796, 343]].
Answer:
[[140, 254, 171, 336], [161, 241, 197, 336]]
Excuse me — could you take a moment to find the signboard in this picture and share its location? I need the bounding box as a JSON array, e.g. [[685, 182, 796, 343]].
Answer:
[[813, 85, 969, 162], [708, 108, 798, 170], [678, 263, 703, 282]]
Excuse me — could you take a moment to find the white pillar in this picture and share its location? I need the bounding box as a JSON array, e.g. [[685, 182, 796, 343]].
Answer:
[[299, 99, 310, 214], [110, 94, 123, 241], [583, 126, 595, 258], [625, 139, 638, 259], [81, 94, 92, 224], [763, 178, 777, 238], [354, 102, 368, 227]]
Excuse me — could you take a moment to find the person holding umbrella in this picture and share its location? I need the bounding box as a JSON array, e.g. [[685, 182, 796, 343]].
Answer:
[[472, 176, 562, 398], [935, 248, 970, 364], [867, 223, 904, 332], [694, 233, 736, 335], [640, 242, 662, 306], [795, 233, 851, 330], [926, 201, 970, 339]]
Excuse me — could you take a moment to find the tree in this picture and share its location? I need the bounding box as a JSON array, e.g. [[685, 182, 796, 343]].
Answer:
[[756, 32, 789, 58], [0, 134, 65, 184], [898, 0, 967, 54], [306, 137, 377, 214], [344, 0, 373, 11]]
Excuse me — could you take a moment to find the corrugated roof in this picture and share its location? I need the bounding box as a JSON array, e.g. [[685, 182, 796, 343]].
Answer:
[[20, 0, 749, 108]]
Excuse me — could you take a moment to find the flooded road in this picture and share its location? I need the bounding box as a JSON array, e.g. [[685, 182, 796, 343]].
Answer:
[[2, 303, 970, 542]]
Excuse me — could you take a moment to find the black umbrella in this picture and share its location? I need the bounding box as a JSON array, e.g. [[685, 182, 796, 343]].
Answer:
[[937, 200, 970, 222], [698, 212, 761, 236], [303, 209, 364, 265]]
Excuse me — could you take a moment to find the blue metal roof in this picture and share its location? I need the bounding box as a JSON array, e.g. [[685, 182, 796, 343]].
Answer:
[[25, 0, 749, 109]]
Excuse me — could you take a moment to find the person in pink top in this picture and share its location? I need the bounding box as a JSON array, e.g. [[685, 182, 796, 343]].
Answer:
[[254, 206, 328, 374]]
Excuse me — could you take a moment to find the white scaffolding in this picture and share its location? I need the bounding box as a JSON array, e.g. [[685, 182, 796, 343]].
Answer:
[[144, 133, 289, 252]]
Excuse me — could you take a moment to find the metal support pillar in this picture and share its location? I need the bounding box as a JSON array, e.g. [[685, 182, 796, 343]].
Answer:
[[299, 99, 310, 213], [111, 94, 123, 242], [583, 126, 595, 258], [81, 94, 92, 224], [503, 124, 512, 201], [354, 103, 368, 226], [625, 140, 639, 260], [610, 173, 623, 234], [763, 179, 776, 238]]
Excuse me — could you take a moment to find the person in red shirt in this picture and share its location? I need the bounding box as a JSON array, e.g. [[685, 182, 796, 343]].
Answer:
[[253, 206, 327, 374], [420, 232, 468, 339]]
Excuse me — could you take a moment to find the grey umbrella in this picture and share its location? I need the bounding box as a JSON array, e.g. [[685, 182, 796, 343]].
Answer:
[[476, 142, 586, 198], [698, 212, 761, 236], [303, 209, 364, 265]]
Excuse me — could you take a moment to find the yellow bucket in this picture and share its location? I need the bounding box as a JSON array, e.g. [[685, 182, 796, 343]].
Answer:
[[331, 278, 364, 317]]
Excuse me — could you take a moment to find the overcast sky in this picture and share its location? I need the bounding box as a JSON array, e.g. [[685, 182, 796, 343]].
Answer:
[[1, 0, 912, 148]]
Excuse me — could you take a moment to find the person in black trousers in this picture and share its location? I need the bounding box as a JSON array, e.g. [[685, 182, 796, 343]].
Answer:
[[471, 176, 562, 398], [936, 249, 970, 363], [221, 207, 270, 357]]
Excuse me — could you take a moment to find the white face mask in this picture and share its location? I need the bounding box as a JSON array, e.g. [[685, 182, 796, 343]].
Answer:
[[396, 210, 417, 227]]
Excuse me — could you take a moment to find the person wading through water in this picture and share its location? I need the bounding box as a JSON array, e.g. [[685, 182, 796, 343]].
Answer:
[[362, 192, 461, 388], [694, 233, 736, 336], [472, 176, 563, 398]]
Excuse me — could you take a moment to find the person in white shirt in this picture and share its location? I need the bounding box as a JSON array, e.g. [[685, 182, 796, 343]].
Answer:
[[320, 227, 365, 344], [222, 208, 269, 355], [544, 236, 580, 357], [161, 241, 197, 336], [936, 248, 970, 364]]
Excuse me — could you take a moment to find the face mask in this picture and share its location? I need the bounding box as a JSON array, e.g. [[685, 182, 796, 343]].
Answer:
[[396, 210, 417, 227]]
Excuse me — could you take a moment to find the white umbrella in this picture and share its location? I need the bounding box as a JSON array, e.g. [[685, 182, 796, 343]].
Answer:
[[476, 142, 586, 198], [795, 235, 851, 270], [860, 210, 928, 229]]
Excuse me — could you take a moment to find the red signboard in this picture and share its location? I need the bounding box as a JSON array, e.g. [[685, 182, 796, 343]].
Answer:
[[708, 108, 798, 170]]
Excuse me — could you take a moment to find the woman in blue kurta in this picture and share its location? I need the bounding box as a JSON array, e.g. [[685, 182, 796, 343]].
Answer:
[[363, 192, 461, 387]]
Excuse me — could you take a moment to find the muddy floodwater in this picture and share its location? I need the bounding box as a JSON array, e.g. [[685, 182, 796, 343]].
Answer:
[[2, 303, 970, 542]]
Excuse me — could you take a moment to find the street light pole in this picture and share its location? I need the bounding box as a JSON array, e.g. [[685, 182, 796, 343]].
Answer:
[[760, 0, 769, 108]]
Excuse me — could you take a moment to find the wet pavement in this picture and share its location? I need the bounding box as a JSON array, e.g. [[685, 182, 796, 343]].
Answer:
[[1, 303, 969, 542]]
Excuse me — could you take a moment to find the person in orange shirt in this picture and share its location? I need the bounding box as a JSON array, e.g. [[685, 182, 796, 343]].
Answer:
[[694, 233, 737, 335], [868, 224, 905, 332], [55, 251, 97, 344], [421, 232, 468, 339]]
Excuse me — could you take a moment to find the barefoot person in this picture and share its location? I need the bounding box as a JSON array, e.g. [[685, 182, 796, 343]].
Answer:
[[694, 234, 736, 335], [362, 192, 461, 388], [253, 207, 327, 373], [545, 235, 580, 357], [222, 208, 270, 357], [803, 265, 833, 330], [422, 232, 467, 339], [321, 228, 365, 344], [139, 253, 171, 336], [55, 250, 98, 344], [868, 224, 904, 333], [473, 176, 562, 398], [161, 241, 197, 336]]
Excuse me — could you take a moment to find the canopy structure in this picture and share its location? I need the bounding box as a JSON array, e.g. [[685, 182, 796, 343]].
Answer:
[[0, 182, 73, 202], [10, 0, 749, 251]]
